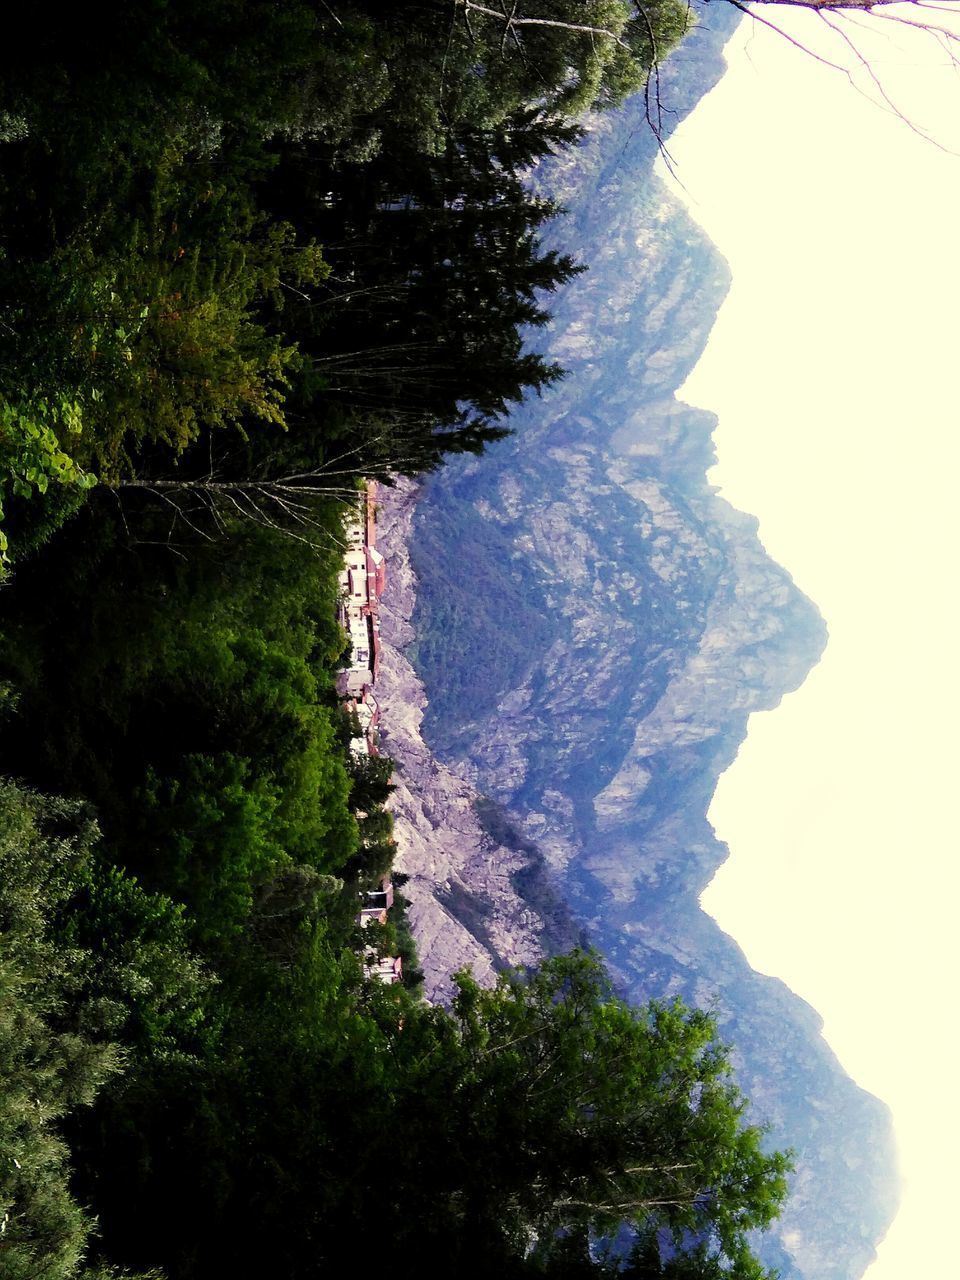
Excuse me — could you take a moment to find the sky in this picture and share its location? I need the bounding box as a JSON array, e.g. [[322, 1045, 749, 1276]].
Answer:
[[655, 6, 960, 1278]]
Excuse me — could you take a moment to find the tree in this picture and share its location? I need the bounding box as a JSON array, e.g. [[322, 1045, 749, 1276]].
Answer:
[[0, 779, 208, 1280], [0, 0, 707, 556], [370, 949, 791, 1275], [259, 115, 587, 468], [438, 0, 960, 147], [346, 751, 397, 813]]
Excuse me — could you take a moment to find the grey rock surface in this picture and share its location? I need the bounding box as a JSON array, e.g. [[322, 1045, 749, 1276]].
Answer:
[[376, 478, 580, 1005]]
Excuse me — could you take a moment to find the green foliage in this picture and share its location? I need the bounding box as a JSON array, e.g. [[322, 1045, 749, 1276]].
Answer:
[[316, 2, 692, 144], [0, 786, 117, 1280], [425, 950, 790, 1272], [437, 2, 655, 122], [137, 752, 287, 944], [248, 864, 344, 969], [0, 394, 96, 560], [0, 0, 696, 551], [346, 751, 397, 814], [391, 881, 425, 993], [0, 778, 210, 1280], [66, 860, 211, 1060], [0, 496, 358, 953], [0, 751, 787, 1280], [4, 144, 329, 484], [0, 11, 792, 1280]]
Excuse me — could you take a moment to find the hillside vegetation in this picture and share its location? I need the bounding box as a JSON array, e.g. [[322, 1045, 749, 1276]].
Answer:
[[0, 5, 790, 1278]]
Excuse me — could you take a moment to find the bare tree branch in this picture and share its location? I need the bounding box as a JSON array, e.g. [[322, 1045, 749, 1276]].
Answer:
[[459, 0, 632, 46]]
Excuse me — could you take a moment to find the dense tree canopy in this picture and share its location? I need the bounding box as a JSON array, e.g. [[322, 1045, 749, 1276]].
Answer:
[[0, 0, 699, 554], [0, 778, 208, 1280], [373, 950, 791, 1276]]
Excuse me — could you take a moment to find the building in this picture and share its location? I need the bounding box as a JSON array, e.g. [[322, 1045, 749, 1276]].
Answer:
[[336, 484, 386, 699]]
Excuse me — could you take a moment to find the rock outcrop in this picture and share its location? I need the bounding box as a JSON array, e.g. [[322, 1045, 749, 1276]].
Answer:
[[376, 477, 581, 1006]]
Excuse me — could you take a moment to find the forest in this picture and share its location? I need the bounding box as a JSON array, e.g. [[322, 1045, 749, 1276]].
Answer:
[[1, 4, 790, 1277]]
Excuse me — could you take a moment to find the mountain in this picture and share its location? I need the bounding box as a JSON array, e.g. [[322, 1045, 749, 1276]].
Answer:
[[378, 7, 899, 1279]]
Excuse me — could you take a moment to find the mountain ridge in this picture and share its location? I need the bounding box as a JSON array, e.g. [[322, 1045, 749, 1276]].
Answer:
[[381, 7, 898, 1278]]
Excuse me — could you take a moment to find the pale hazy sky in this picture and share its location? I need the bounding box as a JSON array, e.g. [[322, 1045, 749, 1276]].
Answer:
[[656, 7, 960, 1279]]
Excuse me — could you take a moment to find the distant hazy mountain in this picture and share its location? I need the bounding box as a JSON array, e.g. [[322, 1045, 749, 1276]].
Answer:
[[388, 7, 898, 1278]]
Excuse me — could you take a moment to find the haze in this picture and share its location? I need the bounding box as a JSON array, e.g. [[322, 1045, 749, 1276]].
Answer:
[[657, 8, 960, 1278]]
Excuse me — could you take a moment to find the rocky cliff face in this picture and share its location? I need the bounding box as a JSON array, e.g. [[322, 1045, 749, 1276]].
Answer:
[[378, 9, 898, 1280], [376, 478, 582, 1006]]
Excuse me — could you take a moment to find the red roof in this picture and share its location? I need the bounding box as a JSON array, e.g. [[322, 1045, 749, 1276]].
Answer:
[[365, 482, 378, 549], [365, 546, 386, 600]]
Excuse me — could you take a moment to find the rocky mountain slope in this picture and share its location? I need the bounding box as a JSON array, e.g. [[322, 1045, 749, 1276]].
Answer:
[[378, 8, 898, 1279], [377, 478, 584, 1005]]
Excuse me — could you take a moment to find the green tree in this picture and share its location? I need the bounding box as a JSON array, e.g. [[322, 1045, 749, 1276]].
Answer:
[[349, 949, 791, 1275], [346, 752, 397, 813], [4, 149, 327, 476], [0, 788, 117, 1280], [0, 0, 703, 554], [0, 778, 208, 1280], [451, 952, 789, 1270], [440, 0, 691, 121]]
